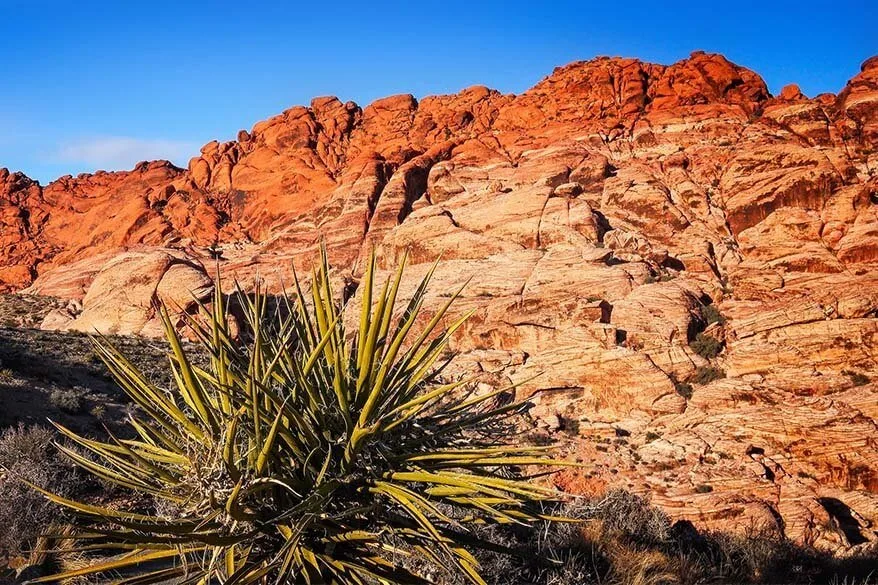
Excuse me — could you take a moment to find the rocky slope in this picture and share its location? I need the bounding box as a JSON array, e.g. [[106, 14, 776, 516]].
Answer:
[[1, 51, 877, 552]]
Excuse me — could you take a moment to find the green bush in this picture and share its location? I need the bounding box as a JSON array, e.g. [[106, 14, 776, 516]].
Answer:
[[29, 249, 569, 585], [701, 304, 726, 326], [691, 366, 726, 385], [644, 270, 676, 284], [645, 431, 662, 443], [674, 379, 694, 399], [48, 388, 87, 414], [690, 333, 723, 360]]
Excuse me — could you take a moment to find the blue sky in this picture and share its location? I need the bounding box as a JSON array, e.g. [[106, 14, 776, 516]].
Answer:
[[1, 0, 874, 184]]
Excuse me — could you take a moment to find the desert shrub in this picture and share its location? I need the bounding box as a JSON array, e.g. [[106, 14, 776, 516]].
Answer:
[[644, 268, 677, 284], [673, 378, 694, 399], [31, 249, 569, 584], [0, 424, 79, 556], [686, 528, 831, 584], [842, 370, 870, 387], [436, 493, 670, 585], [594, 489, 671, 544], [690, 366, 726, 385], [394, 499, 606, 585], [701, 304, 726, 326], [559, 415, 580, 435], [624, 332, 645, 350], [691, 333, 723, 360], [694, 484, 714, 494], [48, 387, 87, 414], [396, 492, 878, 585], [524, 431, 554, 446], [88, 404, 107, 420]]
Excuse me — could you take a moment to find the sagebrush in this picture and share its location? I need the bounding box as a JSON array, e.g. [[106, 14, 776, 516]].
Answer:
[[0, 425, 79, 557]]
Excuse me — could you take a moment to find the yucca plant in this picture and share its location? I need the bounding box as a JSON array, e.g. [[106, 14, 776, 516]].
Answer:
[[25, 248, 571, 585]]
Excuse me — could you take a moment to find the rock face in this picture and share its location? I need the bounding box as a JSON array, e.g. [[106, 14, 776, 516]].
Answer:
[[2, 52, 877, 552], [24, 250, 213, 337]]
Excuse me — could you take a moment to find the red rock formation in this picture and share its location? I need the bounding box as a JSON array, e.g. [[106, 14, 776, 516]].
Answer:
[[2, 52, 877, 552]]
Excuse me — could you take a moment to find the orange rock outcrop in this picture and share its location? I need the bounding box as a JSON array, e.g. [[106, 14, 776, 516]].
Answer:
[[2, 52, 877, 551]]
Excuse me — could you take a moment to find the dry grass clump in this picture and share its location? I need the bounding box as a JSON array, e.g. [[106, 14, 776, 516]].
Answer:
[[594, 489, 672, 544], [579, 519, 678, 585], [14, 525, 95, 585]]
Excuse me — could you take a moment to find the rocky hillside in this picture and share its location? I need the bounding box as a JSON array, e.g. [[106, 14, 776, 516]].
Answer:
[[1, 52, 877, 552]]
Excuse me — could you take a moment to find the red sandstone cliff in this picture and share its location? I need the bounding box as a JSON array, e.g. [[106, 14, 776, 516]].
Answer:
[[2, 52, 878, 551]]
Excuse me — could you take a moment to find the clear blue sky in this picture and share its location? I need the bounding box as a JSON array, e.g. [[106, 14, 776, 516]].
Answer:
[[1, 0, 874, 184]]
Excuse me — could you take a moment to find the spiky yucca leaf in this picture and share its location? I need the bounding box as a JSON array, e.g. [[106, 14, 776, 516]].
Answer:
[[29, 248, 571, 585]]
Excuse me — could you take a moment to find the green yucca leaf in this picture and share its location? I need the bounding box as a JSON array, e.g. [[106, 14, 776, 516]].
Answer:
[[107, 565, 191, 585], [27, 547, 208, 584], [23, 244, 572, 585], [161, 303, 218, 433]]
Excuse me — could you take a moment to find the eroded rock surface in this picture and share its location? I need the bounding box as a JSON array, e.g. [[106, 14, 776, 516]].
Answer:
[[25, 250, 212, 337], [2, 52, 877, 552]]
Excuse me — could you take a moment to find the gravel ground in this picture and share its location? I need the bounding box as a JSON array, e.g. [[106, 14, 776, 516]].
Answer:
[[0, 325, 202, 433]]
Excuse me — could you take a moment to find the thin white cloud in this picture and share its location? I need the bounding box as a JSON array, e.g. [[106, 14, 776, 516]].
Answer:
[[54, 136, 200, 170]]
